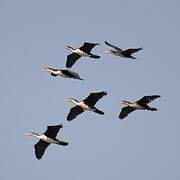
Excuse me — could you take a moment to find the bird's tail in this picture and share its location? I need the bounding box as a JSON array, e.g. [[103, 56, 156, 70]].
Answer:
[[56, 140, 69, 146], [130, 56, 136, 59], [90, 54, 100, 59], [148, 107, 157, 111], [149, 107, 157, 111], [93, 108, 104, 115], [76, 77, 84, 81]]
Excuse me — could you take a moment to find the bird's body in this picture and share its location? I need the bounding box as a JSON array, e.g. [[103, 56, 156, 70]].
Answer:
[[119, 95, 160, 119], [41, 67, 84, 80], [105, 41, 142, 59], [25, 124, 68, 159], [121, 101, 144, 109], [68, 99, 92, 110], [66, 91, 107, 121], [71, 48, 90, 57], [65, 42, 100, 68]]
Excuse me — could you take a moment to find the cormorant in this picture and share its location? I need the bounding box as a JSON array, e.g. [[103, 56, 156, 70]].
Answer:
[[41, 67, 84, 80], [65, 42, 100, 68], [105, 41, 142, 59], [66, 91, 107, 121], [25, 124, 68, 159], [119, 95, 160, 119]]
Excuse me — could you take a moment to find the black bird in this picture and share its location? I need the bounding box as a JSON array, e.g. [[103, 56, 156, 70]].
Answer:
[[65, 42, 100, 68], [66, 91, 107, 121], [41, 67, 84, 80], [119, 95, 160, 119], [25, 124, 68, 159], [105, 41, 142, 59]]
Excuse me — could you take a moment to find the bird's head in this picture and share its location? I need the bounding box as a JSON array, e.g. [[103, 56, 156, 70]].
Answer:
[[64, 45, 74, 51], [24, 132, 39, 138], [105, 49, 116, 54], [41, 67, 51, 73], [121, 100, 131, 106], [66, 98, 78, 105]]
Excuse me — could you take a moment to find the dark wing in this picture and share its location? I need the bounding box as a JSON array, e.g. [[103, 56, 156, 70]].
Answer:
[[119, 106, 135, 119], [83, 91, 107, 107], [122, 48, 142, 56], [44, 124, 63, 138], [61, 69, 81, 79], [137, 95, 160, 105], [66, 53, 81, 68], [34, 140, 50, 159], [67, 106, 84, 121], [79, 42, 99, 53], [105, 41, 122, 51]]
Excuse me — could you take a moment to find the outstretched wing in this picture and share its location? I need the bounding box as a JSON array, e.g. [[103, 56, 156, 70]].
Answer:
[[137, 95, 160, 105], [83, 91, 107, 107], [119, 106, 135, 119], [34, 140, 50, 159], [61, 69, 82, 79], [105, 41, 122, 51], [80, 42, 99, 53], [122, 48, 142, 56], [44, 124, 63, 138], [66, 53, 81, 68], [67, 106, 84, 121]]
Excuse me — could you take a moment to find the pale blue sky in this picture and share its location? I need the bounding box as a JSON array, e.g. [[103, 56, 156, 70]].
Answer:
[[0, 0, 180, 179]]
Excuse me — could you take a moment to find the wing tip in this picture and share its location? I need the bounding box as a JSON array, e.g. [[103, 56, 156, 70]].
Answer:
[[102, 91, 107, 95]]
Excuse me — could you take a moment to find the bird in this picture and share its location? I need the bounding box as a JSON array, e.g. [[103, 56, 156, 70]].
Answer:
[[119, 95, 160, 119], [41, 67, 84, 80], [66, 91, 107, 121], [25, 124, 68, 159], [105, 41, 142, 59], [65, 42, 100, 68]]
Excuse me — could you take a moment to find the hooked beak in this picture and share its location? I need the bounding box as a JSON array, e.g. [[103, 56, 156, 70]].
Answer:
[[64, 45, 68, 49], [41, 67, 47, 72], [105, 49, 112, 53], [24, 132, 32, 136], [65, 98, 71, 102]]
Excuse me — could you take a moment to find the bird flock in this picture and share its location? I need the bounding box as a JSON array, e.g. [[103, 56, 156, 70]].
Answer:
[[25, 41, 160, 159]]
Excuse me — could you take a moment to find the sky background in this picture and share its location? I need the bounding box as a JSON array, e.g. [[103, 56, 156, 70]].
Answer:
[[0, 0, 180, 179]]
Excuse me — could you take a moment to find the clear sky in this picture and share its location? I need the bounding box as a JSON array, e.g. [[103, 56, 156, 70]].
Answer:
[[0, 0, 180, 179]]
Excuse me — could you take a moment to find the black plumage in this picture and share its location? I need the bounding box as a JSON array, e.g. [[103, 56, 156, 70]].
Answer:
[[34, 125, 68, 160], [67, 91, 107, 121], [66, 53, 81, 68], [83, 91, 107, 107], [105, 41, 142, 59], [119, 95, 160, 120], [67, 106, 84, 121], [66, 42, 100, 68], [79, 42, 99, 53], [119, 107, 135, 120]]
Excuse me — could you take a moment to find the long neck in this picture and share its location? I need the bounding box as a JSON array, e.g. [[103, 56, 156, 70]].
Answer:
[[69, 98, 80, 105], [46, 68, 57, 73], [122, 101, 132, 106], [65, 45, 75, 52], [42, 67, 59, 74], [106, 49, 117, 54], [29, 132, 41, 139]]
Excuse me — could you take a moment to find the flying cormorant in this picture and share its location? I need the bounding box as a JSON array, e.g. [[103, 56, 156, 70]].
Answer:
[[119, 95, 160, 119], [105, 41, 142, 59], [41, 67, 84, 80], [25, 124, 68, 159], [66, 91, 107, 121], [65, 42, 100, 68]]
